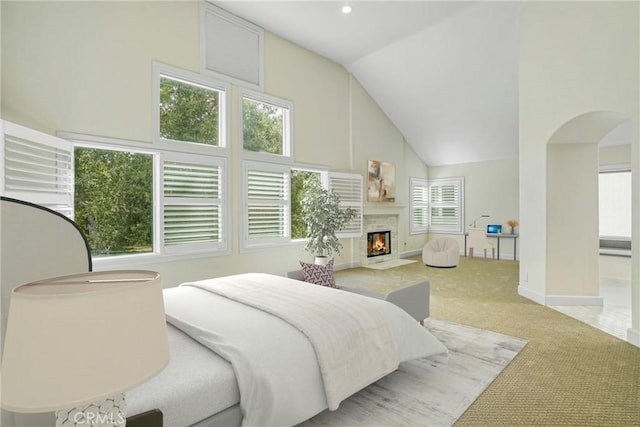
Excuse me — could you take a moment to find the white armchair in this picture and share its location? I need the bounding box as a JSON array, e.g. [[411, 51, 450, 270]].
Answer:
[[467, 228, 495, 259], [422, 238, 460, 267]]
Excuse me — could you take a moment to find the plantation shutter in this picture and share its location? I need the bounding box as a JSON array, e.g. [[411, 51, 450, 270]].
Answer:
[[243, 161, 289, 246], [329, 172, 362, 238], [410, 177, 429, 234], [1, 120, 73, 217], [162, 153, 227, 253], [428, 177, 464, 233]]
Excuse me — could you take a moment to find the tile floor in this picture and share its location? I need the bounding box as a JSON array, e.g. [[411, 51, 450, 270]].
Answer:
[[550, 255, 632, 341]]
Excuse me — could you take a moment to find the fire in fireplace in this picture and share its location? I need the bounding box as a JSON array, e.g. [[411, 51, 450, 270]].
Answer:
[[367, 230, 391, 258]]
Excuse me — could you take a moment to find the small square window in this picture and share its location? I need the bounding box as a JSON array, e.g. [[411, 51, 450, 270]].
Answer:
[[241, 91, 292, 158], [159, 75, 221, 146]]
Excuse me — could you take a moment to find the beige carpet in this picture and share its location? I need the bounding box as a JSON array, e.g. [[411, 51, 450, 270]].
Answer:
[[379, 255, 640, 426]]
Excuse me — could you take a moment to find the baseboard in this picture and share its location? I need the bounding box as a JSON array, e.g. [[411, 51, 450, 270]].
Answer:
[[517, 285, 604, 306], [628, 328, 640, 348], [335, 261, 360, 271], [545, 295, 604, 306], [400, 249, 422, 258], [518, 285, 546, 305]]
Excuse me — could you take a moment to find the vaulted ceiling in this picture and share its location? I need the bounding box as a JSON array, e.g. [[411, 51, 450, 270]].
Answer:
[[217, 1, 628, 166]]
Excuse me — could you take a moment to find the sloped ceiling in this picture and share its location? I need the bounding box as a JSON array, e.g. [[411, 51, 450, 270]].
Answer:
[[216, 1, 627, 167]]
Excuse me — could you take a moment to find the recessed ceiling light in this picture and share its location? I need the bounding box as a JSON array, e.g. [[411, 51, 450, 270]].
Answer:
[[341, 5, 352, 14]]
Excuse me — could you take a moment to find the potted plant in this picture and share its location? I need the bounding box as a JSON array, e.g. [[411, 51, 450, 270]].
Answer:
[[506, 219, 519, 234], [301, 180, 357, 264]]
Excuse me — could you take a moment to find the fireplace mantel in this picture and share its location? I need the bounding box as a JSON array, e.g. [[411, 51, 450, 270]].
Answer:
[[363, 204, 406, 216]]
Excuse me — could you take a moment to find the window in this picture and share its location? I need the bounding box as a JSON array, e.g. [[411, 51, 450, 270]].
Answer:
[[240, 89, 292, 159], [154, 63, 229, 151], [69, 138, 229, 262], [74, 147, 153, 257], [410, 177, 429, 234], [291, 169, 321, 239], [241, 160, 362, 251], [599, 170, 631, 238], [162, 153, 226, 254], [429, 177, 464, 233], [410, 176, 464, 234]]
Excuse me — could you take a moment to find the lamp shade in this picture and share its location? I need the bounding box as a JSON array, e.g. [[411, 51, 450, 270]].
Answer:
[[1, 270, 170, 413]]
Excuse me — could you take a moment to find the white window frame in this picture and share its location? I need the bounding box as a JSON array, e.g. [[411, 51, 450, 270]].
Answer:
[[409, 177, 430, 234], [239, 88, 294, 162], [428, 176, 465, 234], [61, 132, 231, 266], [152, 62, 230, 154]]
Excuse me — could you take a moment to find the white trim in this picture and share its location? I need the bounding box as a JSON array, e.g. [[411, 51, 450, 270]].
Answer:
[[599, 164, 631, 173], [517, 285, 604, 306], [518, 285, 546, 305], [545, 295, 604, 306], [400, 249, 422, 258], [627, 328, 640, 348]]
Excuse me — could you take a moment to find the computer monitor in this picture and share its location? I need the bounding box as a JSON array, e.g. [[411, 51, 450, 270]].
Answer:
[[487, 224, 502, 234]]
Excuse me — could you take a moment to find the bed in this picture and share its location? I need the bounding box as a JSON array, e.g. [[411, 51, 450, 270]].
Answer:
[[1, 197, 447, 427]]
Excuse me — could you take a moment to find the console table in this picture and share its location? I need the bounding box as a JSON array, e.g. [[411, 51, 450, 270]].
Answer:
[[464, 233, 519, 260]]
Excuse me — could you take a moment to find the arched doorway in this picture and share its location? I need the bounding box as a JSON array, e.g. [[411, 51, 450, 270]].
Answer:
[[546, 111, 632, 338]]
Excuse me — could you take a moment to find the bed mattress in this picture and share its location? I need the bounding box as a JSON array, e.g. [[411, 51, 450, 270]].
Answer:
[[127, 323, 240, 427]]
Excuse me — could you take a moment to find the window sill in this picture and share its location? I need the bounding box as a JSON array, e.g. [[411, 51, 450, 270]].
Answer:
[[91, 249, 231, 270]]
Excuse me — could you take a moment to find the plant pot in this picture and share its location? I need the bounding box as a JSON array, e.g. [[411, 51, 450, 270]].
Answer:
[[315, 256, 329, 265]]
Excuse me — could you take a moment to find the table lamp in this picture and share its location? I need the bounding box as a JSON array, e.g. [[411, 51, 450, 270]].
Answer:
[[469, 214, 490, 228], [1, 270, 170, 426]]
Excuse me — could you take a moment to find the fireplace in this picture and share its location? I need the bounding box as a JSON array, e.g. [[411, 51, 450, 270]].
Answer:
[[367, 230, 391, 258]]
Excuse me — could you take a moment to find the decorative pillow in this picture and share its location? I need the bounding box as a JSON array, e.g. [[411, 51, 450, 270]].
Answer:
[[299, 259, 338, 288]]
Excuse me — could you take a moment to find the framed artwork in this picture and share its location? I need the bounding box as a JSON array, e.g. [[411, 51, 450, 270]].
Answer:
[[367, 160, 396, 202]]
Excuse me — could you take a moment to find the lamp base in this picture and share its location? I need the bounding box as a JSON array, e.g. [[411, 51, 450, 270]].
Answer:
[[55, 394, 126, 427]]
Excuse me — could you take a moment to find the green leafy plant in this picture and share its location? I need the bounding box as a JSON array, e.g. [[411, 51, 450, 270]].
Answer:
[[301, 180, 357, 258]]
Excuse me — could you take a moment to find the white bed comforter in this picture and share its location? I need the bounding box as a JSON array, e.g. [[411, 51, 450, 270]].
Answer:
[[164, 273, 446, 427]]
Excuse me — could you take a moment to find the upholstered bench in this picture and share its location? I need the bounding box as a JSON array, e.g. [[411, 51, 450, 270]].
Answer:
[[287, 269, 430, 324]]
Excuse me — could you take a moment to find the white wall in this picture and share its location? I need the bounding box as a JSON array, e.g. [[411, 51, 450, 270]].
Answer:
[[546, 143, 599, 297], [519, 1, 639, 345], [428, 157, 519, 259], [600, 144, 632, 168], [0, 1, 429, 287]]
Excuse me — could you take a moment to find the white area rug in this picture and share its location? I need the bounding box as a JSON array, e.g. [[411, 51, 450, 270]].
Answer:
[[363, 258, 417, 270], [300, 318, 527, 427]]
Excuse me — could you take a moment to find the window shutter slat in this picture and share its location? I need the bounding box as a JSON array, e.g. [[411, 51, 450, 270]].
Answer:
[[163, 160, 224, 248], [2, 120, 73, 217], [330, 172, 363, 238], [428, 177, 464, 233], [244, 161, 289, 243]]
